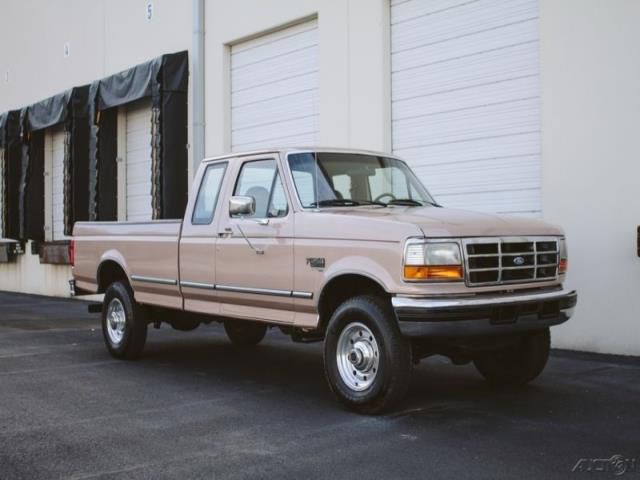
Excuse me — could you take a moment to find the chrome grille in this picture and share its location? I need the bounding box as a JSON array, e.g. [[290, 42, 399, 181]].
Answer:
[[463, 237, 559, 286]]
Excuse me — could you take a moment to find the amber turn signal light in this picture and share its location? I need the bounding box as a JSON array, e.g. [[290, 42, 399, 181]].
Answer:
[[559, 259, 568, 274], [404, 265, 463, 280]]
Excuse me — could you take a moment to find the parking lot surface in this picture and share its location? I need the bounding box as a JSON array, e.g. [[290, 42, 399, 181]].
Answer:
[[0, 291, 638, 480]]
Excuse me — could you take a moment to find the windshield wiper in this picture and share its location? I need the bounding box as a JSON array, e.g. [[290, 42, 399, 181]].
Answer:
[[358, 200, 387, 207], [311, 199, 361, 207], [388, 198, 442, 207], [311, 199, 388, 208], [387, 198, 424, 206]]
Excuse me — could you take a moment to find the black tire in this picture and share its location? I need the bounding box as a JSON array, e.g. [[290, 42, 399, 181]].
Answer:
[[323, 295, 412, 415], [224, 320, 267, 348], [473, 328, 551, 387], [102, 281, 148, 360]]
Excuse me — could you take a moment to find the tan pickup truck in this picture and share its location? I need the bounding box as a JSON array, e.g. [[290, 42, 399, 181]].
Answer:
[[72, 148, 577, 413]]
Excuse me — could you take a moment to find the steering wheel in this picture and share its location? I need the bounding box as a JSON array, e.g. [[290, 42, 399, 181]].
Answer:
[[373, 192, 397, 203]]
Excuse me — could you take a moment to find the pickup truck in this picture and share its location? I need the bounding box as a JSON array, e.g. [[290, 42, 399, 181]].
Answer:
[[72, 148, 577, 413]]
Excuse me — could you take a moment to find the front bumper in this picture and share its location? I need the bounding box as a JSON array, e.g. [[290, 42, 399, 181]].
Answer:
[[392, 288, 577, 337]]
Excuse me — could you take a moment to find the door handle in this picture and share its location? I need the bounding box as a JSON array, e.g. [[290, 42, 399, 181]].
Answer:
[[218, 225, 264, 255], [256, 219, 269, 226], [218, 227, 232, 238]]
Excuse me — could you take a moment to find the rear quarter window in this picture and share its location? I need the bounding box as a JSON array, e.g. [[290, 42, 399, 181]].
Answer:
[[192, 162, 227, 225]]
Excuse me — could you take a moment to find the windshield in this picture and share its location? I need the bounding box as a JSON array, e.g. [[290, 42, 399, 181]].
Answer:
[[287, 152, 437, 208]]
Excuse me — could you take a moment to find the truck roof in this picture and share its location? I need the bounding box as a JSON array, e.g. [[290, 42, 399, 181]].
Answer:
[[201, 147, 398, 163]]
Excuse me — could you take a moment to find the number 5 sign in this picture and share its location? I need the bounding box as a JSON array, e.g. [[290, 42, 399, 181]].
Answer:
[[145, 1, 154, 21]]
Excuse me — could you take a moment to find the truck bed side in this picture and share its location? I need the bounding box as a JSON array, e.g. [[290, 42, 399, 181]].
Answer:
[[73, 220, 183, 309]]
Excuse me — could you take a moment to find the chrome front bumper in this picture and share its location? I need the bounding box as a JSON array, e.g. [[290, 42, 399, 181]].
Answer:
[[392, 288, 577, 337]]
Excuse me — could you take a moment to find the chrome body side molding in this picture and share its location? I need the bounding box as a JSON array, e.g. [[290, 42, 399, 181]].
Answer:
[[131, 275, 178, 286]]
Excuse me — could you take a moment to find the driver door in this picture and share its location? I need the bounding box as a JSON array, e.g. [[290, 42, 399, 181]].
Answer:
[[214, 155, 295, 324]]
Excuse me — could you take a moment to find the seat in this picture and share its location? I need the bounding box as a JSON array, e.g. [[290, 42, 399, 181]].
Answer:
[[245, 186, 270, 218]]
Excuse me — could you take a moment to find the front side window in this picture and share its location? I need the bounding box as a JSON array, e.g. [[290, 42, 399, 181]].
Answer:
[[192, 162, 227, 225], [233, 159, 288, 218], [287, 152, 437, 208]]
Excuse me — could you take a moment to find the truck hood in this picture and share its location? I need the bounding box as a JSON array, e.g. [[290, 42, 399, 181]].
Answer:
[[325, 206, 563, 238]]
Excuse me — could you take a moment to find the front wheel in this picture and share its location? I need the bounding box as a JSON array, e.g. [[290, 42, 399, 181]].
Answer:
[[323, 296, 412, 414], [473, 328, 551, 387], [102, 281, 148, 360]]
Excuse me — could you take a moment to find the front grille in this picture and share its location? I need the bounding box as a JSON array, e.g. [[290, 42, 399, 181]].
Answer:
[[464, 237, 559, 286]]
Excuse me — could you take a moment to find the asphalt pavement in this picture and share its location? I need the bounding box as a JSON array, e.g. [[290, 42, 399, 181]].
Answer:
[[0, 291, 638, 480]]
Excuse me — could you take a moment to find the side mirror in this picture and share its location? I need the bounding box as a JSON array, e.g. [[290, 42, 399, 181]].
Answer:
[[229, 196, 255, 216]]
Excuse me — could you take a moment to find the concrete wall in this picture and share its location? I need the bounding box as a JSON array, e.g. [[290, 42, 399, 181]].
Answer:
[[0, 0, 191, 297], [0, 244, 70, 297], [540, 0, 640, 355]]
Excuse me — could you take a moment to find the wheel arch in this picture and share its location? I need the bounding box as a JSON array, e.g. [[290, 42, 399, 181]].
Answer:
[[317, 273, 390, 332], [97, 256, 131, 293]]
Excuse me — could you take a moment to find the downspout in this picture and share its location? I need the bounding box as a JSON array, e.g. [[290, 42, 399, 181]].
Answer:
[[192, 0, 205, 172]]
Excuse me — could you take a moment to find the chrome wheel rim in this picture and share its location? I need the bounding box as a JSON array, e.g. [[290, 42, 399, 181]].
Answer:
[[336, 322, 380, 392], [106, 298, 126, 345]]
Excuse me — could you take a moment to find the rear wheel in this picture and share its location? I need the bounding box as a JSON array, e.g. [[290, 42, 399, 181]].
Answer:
[[323, 296, 412, 414], [224, 320, 267, 348], [102, 281, 148, 360], [474, 328, 550, 387]]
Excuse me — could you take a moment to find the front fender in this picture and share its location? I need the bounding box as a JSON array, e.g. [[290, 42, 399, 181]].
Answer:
[[319, 255, 397, 296]]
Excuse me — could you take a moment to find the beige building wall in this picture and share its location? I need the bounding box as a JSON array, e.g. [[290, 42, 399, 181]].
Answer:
[[540, 0, 640, 355], [0, 0, 191, 110], [0, 0, 191, 297]]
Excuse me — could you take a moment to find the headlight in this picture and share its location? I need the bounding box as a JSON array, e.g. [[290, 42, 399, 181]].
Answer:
[[559, 238, 568, 274], [404, 241, 463, 281]]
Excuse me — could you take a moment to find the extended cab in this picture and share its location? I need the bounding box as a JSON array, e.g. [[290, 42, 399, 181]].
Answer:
[[72, 148, 577, 413]]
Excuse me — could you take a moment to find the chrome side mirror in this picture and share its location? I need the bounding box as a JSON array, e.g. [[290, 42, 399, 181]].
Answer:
[[229, 196, 255, 216]]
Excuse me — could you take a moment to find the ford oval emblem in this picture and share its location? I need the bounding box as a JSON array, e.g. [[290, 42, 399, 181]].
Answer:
[[513, 256, 525, 266]]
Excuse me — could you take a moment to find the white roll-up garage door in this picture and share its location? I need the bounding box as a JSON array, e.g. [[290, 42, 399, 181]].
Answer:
[[51, 126, 67, 240], [125, 98, 153, 222], [391, 0, 541, 216], [230, 20, 319, 152]]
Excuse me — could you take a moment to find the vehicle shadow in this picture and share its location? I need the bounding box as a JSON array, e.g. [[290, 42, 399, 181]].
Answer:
[[134, 325, 590, 421]]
